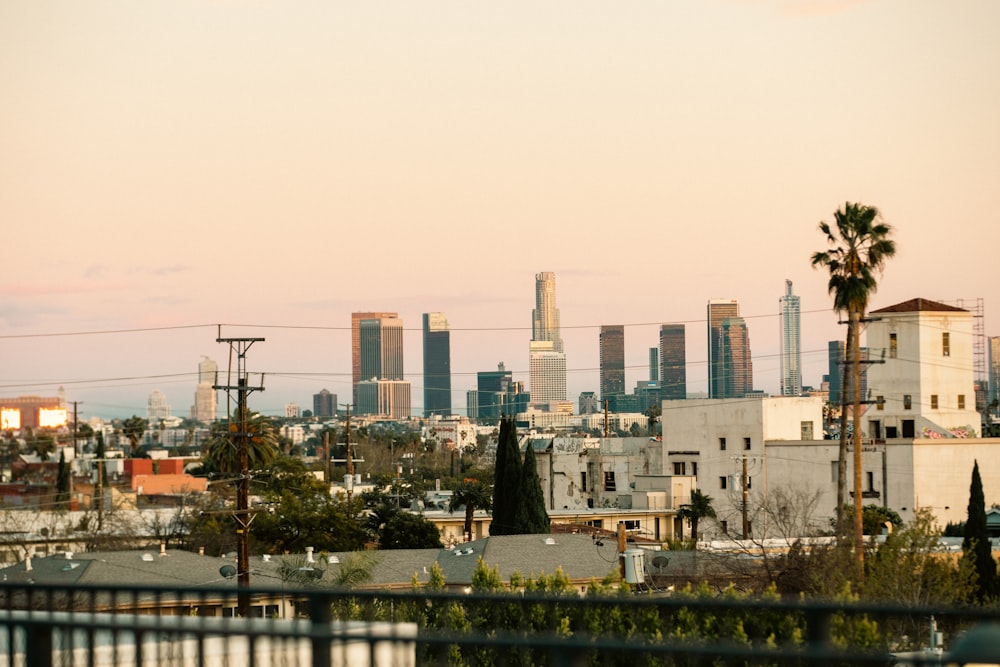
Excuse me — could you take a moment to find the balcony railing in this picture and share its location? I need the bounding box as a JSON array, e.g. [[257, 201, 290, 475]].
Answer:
[[1, 581, 999, 666]]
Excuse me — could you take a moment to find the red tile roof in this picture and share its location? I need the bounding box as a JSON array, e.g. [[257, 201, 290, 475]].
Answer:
[[870, 298, 967, 314]]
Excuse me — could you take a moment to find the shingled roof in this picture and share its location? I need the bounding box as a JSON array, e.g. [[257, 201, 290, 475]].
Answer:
[[870, 298, 967, 314]]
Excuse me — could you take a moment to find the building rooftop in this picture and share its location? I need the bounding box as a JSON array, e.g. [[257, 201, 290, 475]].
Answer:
[[870, 298, 967, 314]]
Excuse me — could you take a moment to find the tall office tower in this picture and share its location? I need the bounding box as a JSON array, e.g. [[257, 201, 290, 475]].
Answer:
[[147, 389, 171, 424], [717, 318, 753, 398], [359, 316, 403, 380], [422, 313, 452, 417], [827, 340, 845, 405], [578, 391, 599, 415], [649, 348, 659, 383], [477, 362, 514, 422], [191, 356, 218, 423], [660, 324, 687, 400], [990, 336, 1000, 408], [530, 272, 567, 406], [707, 299, 740, 398], [313, 389, 336, 418], [599, 325, 626, 400], [351, 311, 398, 406], [779, 280, 802, 396]]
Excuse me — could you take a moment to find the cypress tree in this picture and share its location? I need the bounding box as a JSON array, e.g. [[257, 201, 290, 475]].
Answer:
[[514, 440, 550, 534], [962, 460, 998, 602], [490, 417, 522, 536], [56, 449, 70, 508]]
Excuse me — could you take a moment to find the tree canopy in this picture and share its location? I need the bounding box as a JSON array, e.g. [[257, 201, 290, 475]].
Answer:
[[962, 460, 998, 603]]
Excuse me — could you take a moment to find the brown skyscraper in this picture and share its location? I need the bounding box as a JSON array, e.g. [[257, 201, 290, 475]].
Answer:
[[599, 325, 625, 400], [707, 299, 740, 399], [351, 311, 398, 406]]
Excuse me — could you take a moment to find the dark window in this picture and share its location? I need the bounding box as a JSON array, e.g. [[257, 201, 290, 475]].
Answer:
[[866, 471, 874, 491], [673, 462, 686, 475], [720, 520, 728, 534], [719, 437, 727, 451], [691, 462, 698, 477], [904, 394, 912, 410], [744, 437, 751, 450], [720, 476, 728, 490], [902, 420, 915, 438], [876, 396, 884, 411], [603, 471, 616, 492], [889, 333, 897, 358], [958, 395, 966, 409], [942, 332, 950, 357], [930, 395, 938, 409], [580, 472, 587, 492]]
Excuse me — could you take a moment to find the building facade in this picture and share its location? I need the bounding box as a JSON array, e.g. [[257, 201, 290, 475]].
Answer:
[[717, 318, 753, 398], [357, 380, 411, 420], [779, 280, 802, 396], [146, 390, 171, 424], [312, 389, 336, 418], [530, 272, 567, 406], [599, 325, 626, 401], [707, 300, 740, 399], [351, 311, 398, 406], [659, 324, 686, 401], [422, 313, 452, 417]]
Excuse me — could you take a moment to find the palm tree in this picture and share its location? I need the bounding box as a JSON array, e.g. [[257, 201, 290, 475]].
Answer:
[[201, 410, 279, 477], [678, 489, 715, 546], [449, 477, 493, 542], [811, 201, 896, 572]]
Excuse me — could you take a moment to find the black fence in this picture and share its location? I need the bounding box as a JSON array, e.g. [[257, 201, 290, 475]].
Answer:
[[1, 581, 999, 666]]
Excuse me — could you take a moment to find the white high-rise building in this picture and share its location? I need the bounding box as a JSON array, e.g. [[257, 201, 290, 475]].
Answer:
[[779, 279, 802, 396], [529, 272, 567, 407], [147, 390, 171, 424], [191, 356, 218, 423]]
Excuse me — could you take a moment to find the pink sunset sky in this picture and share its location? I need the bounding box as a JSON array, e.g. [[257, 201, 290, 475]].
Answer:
[[2, 0, 998, 419]]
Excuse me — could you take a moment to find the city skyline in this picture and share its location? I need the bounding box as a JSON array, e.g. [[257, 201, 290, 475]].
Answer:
[[3, 2, 999, 419]]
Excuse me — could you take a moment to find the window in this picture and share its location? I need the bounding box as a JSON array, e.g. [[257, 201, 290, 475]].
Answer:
[[866, 471, 874, 492], [673, 462, 686, 475], [902, 419, 915, 438], [889, 332, 898, 358], [691, 462, 698, 477], [801, 421, 814, 440], [958, 395, 966, 409], [603, 471, 616, 492], [720, 476, 728, 490], [720, 520, 728, 534], [623, 520, 641, 531], [876, 396, 884, 411], [942, 332, 950, 357], [904, 394, 912, 410], [744, 437, 752, 450], [930, 395, 938, 409], [580, 472, 587, 493], [746, 476, 752, 490], [719, 437, 727, 451]]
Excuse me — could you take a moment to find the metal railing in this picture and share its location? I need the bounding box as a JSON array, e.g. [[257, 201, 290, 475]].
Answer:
[[1, 582, 999, 666]]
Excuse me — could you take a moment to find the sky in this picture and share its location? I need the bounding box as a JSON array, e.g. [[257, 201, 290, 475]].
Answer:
[[2, 0, 999, 420]]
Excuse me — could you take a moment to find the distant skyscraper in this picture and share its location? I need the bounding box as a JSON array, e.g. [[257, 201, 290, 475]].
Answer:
[[599, 325, 625, 400], [147, 389, 171, 424], [351, 311, 397, 406], [827, 341, 845, 405], [707, 299, 740, 399], [579, 391, 599, 415], [718, 317, 753, 398], [477, 362, 528, 422], [779, 279, 802, 396], [660, 324, 687, 400], [990, 336, 1000, 407], [356, 315, 404, 415], [313, 389, 336, 418], [649, 347, 659, 383], [192, 356, 218, 423], [529, 272, 567, 406], [422, 313, 452, 417]]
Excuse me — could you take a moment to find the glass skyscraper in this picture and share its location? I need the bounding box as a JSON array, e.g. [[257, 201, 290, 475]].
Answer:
[[779, 279, 802, 396], [530, 272, 567, 406], [707, 299, 740, 399], [599, 325, 625, 400], [660, 324, 687, 400], [422, 312, 452, 417]]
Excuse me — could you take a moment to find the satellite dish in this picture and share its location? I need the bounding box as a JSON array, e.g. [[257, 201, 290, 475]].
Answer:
[[652, 556, 670, 572], [219, 565, 237, 578]]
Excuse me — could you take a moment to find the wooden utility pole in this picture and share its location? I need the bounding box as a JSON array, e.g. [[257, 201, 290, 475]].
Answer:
[[214, 331, 265, 617], [741, 455, 750, 540], [345, 405, 354, 506]]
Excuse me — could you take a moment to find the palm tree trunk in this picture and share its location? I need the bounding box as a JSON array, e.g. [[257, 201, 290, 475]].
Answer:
[[851, 307, 865, 582], [465, 504, 474, 542], [836, 323, 852, 540]]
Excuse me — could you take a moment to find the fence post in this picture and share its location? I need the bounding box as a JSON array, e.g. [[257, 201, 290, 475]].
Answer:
[[26, 623, 53, 667], [310, 592, 332, 667]]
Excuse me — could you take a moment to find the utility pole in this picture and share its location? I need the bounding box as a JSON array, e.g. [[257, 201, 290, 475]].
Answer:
[[214, 330, 265, 617], [345, 405, 354, 506], [603, 401, 610, 438], [741, 455, 750, 540]]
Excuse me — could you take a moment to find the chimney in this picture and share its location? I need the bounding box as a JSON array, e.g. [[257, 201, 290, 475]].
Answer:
[[160, 542, 167, 556], [24, 551, 32, 572], [305, 546, 315, 563]]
